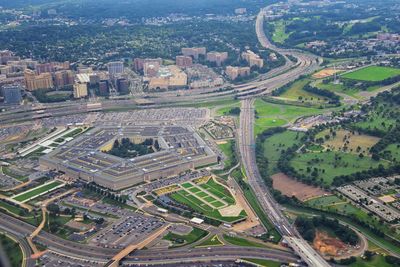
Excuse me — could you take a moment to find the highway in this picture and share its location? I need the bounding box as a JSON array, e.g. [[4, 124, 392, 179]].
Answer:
[[235, 7, 330, 267], [0, 213, 299, 265]]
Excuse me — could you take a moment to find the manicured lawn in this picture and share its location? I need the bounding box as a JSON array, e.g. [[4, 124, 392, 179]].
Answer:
[[290, 151, 388, 185], [271, 20, 291, 44], [0, 234, 23, 267], [280, 78, 326, 104], [349, 255, 393, 267], [215, 100, 241, 116], [306, 195, 343, 207], [342, 66, 400, 82], [223, 234, 266, 248], [262, 130, 305, 174], [13, 180, 63, 202], [196, 234, 224, 247], [188, 187, 201, 193], [254, 99, 324, 135], [381, 143, 400, 161], [353, 108, 397, 134], [1, 166, 28, 182], [218, 140, 236, 170], [163, 227, 208, 248], [170, 183, 246, 223], [181, 182, 193, 189], [243, 258, 282, 267], [315, 80, 361, 99], [199, 178, 235, 205]]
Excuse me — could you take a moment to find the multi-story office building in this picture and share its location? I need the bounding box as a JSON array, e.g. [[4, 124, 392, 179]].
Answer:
[[241, 50, 264, 68], [181, 47, 206, 60], [175, 56, 193, 68], [73, 82, 88, 98], [54, 70, 75, 89], [225, 66, 250, 80], [107, 61, 124, 76], [116, 78, 129, 94], [24, 69, 53, 91], [2, 85, 22, 104], [206, 52, 228, 66], [98, 80, 109, 96]]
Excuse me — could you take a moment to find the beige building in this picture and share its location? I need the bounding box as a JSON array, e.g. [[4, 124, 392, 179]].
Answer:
[[225, 66, 250, 80], [176, 56, 193, 68], [73, 82, 88, 98], [242, 50, 264, 68], [206, 52, 228, 66], [54, 70, 75, 89], [182, 47, 206, 59], [148, 65, 187, 91], [24, 69, 53, 91]]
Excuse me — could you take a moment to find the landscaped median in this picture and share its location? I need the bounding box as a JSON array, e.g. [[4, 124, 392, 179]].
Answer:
[[12, 180, 64, 203]]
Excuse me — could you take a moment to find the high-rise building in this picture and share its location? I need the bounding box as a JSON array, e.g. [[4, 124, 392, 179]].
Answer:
[[175, 56, 193, 68], [116, 78, 129, 95], [98, 80, 109, 96], [133, 58, 163, 73], [241, 50, 264, 68], [225, 66, 250, 80], [89, 74, 100, 86], [143, 61, 160, 77], [73, 82, 88, 98], [107, 61, 124, 76], [24, 69, 53, 91], [54, 70, 75, 89], [2, 85, 22, 104], [206, 52, 228, 66], [181, 47, 206, 60]]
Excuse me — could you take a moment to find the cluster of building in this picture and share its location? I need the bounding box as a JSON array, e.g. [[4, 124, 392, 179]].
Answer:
[[337, 182, 400, 223], [0, 50, 132, 104], [224, 50, 265, 80]]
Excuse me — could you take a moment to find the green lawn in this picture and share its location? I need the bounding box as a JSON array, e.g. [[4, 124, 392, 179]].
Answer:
[[280, 78, 327, 104], [306, 195, 343, 207], [223, 234, 266, 248], [215, 101, 241, 116], [163, 227, 208, 248], [290, 151, 388, 185], [196, 234, 224, 247], [231, 169, 281, 243], [342, 66, 400, 82], [350, 255, 393, 267], [0, 234, 23, 267], [170, 184, 246, 223], [353, 109, 397, 134], [243, 258, 282, 267], [218, 140, 236, 170], [13, 180, 63, 202], [271, 20, 291, 44], [254, 99, 324, 135], [381, 143, 400, 161], [262, 130, 305, 174], [315, 80, 361, 99], [199, 178, 235, 205], [1, 166, 28, 182]]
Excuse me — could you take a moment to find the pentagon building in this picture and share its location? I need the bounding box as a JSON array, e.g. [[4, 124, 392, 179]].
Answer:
[[40, 126, 217, 190]]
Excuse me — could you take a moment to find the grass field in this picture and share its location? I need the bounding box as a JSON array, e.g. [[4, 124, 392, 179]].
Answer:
[[353, 109, 397, 134], [279, 79, 327, 104], [1, 166, 28, 182], [381, 143, 400, 161], [262, 130, 305, 174], [218, 140, 236, 170], [223, 234, 266, 248], [242, 258, 281, 267], [170, 178, 245, 223], [342, 66, 400, 82], [350, 255, 392, 267], [215, 101, 241, 116], [271, 20, 291, 44], [254, 99, 324, 135], [196, 234, 224, 247], [163, 227, 208, 248], [13, 180, 63, 202], [290, 151, 388, 185]]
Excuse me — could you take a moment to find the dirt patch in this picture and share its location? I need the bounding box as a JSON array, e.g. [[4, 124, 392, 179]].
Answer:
[[219, 203, 243, 217], [379, 195, 396, 203], [312, 68, 341, 79], [271, 173, 328, 202], [313, 230, 348, 257]]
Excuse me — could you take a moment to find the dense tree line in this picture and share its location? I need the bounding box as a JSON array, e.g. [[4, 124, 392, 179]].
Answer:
[[295, 215, 359, 245], [302, 84, 341, 105]]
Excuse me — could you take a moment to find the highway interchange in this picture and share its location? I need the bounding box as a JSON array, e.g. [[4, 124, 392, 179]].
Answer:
[[0, 4, 331, 267]]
